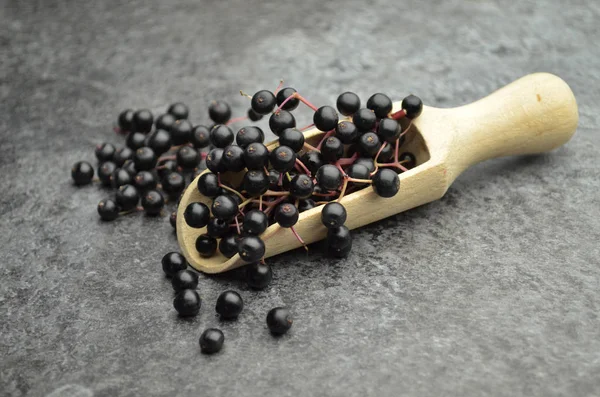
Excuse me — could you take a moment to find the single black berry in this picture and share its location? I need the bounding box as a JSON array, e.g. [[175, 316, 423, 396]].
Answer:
[[118, 109, 134, 132], [236, 126, 264, 148], [97, 199, 119, 221], [147, 129, 172, 155], [321, 136, 344, 162], [270, 146, 297, 173], [219, 234, 239, 258], [184, 202, 210, 228], [115, 184, 140, 211], [207, 217, 230, 238], [377, 118, 401, 143], [243, 170, 269, 196], [336, 92, 361, 116], [247, 108, 263, 121], [171, 120, 193, 145], [300, 151, 324, 174], [133, 171, 157, 192], [206, 148, 226, 173], [126, 132, 146, 150], [367, 93, 393, 118], [335, 121, 359, 144], [155, 113, 177, 131], [110, 168, 133, 189], [168, 102, 189, 120], [208, 100, 231, 124], [355, 157, 375, 173], [328, 237, 353, 258], [316, 164, 343, 191], [243, 143, 269, 170], [242, 209, 269, 235], [95, 143, 116, 162], [133, 147, 157, 171], [197, 172, 220, 198], [346, 163, 370, 184], [266, 307, 293, 335], [372, 168, 400, 198], [162, 171, 185, 196], [162, 252, 188, 277], [353, 108, 377, 132], [141, 190, 164, 215], [313, 106, 339, 132], [399, 152, 417, 169], [113, 147, 134, 167], [173, 289, 201, 317], [221, 145, 246, 172], [245, 262, 272, 290], [71, 161, 94, 185], [215, 290, 244, 320], [210, 125, 234, 148], [176, 146, 200, 170], [402, 94, 423, 119], [321, 202, 347, 228], [251, 90, 276, 115], [358, 132, 382, 157], [199, 328, 224, 354], [237, 236, 265, 263], [211, 195, 238, 221], [132, 109, 153, 133], [190, 125, 212, 148], [276, 87, 299, 111], [274, 203, 299, 228], [269, 110, 296, 136], [327, 225, 352, 249], [171, 269, 199, 292], [97, 161, 117, 186], [196, 234, 217, 257], [289, 174, 314, 199], [279, 128, 305, 152]]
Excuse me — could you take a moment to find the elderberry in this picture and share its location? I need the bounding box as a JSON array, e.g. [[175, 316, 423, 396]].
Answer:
[[132, 109, 153, 133], [176, 146, 200, 170], [133, 147, 157, 171], [247, 108, 263, 121], [289, 174, 314, 199], [211, 195, 238, 221], [111, 168, 133, 189], [71, 161, 94, 185], [155, 113, 176, 131], [245, 262, 272, 290], [118, 109, 134, 132], [97, 198, 119, 221], [197, 173, 220, 198], [171, 120, 193, 145], [162, 252, 188, 277], [313, 106, 338, 132], [270, 146, 296, 173], [216, 290, 244, 320], [321, 202, 347, 228], [210, 125, 234, 148], [147, 129, 172, 155], [242, 210, 268, 235], [184, 202, 210, 228], [372, 168, 400, 198], [208, 100, 231, 124], [266, 307, 293, 335], [126, 132, 146, 150], [219, 234, 239, 258], [244, 143, 269, 170], [162, 172, 185, 197], [358, 132, 381, 157], [199, 328, 224, 354], [274, 203, 299, 228], [367, 93, 393, 118], [251, 90, 276, 115], [316, 165, 343, 191], [243, 170, 269, 196], [300, 151, 324, 174], [353, 108, 377, 132], [141, 190, 164, 215], [115, 184, 140, 211], [206, 148, 226, 173], [207, 217, 230, 238], [168, 102, 190, 120], [238, 236, 265, 263], [236, 126, 264, 148], [377, 118, 401, 143], [335, 121, 359, 144], [222, 145, 246, 172], [269, 110, 296, 136], [173, 289, 201, 317], [402, 95, 423, 119], [190, 125, 212, 149], [171, 269, 199, 292], [196, 234, 217, 257], [321, 136, 344, 162], [276, 87, 299, 111], [133, 171, 157, 192], [113, 147, 134, 167], [279, 128, 305, 152], [98, 161, 117, 186], [336, 92, 361, 116]]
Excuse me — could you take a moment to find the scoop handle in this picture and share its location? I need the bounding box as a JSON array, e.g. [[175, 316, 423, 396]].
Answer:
[[450, 73, 578, 174]]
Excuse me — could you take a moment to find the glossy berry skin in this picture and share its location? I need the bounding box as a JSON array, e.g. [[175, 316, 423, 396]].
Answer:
[[353, 108, 377, 132], [206, 148, 226, 173], [216, 290, 243, 320], [316, 164, 343, 191], [121, 159, 137, 176], [328, 237, 352, 258], [170, 212, 177, 229], [126, 132, 146, 150], [176, 146, 200, 170], [98, 161, 117, 186], [118, 109, 134, 131], [171, 120, 193, 145], [247, 108, 263, 121], [132, 109, 153, 133], [399, 152, 417, 169], [402, 94, 423, 119], [133, 171, 157, 192], [168, 102, 189, 120], [372, 168, 400, 197], [336, 92, 361, 116], [207, 217, 230, 238], [197, 173, 220, 198], [276, 87, 299, 111], [219, 234, 239, 258], [133, 147, 157, 171], [210, 125, 234, 148], [71, 161, 94, 185], [300, 151, 324, 175], [237, 236, 265, 263], [268, 169, 281, 190], [274, 203, 299, 228], [321, 202, 347, 228], [279, 128, 305, 152], [115, 184, 140, 211], [155, 113, 176, 131], [199, 328, 224, 354], [236, 126, 264, 148], [358, 132, 382, 157], [335, 121, 359, 144], [321, 136, 344, 162], [97, 199, 119, 221], [313, 106, 339, 132], [222, 145, 245, 172], [377, 118, 401, 143], [184, 202, 210, 228], [289, 174, 314, 199], [246, 262, 272, 289], [266, 307, 293, 335], [173, 289, 201, 317], [162, 252, 187, 276], [270, 146, 297, 173], [147, 129, 172, 155], [141, 190, 164, 215], [113, 147, 134, 167], [298, 199, 316, 212], [211, 195, 238, 221], [251, 90, 276, 115], [162, 172, 185, 197], [269, 110, 296, 136], [111, 168, 133, 189], [171, 269, 199, 292], [190, 125, 211, 149], [367, 93, 393, 118], [355, 157, 375, 173], [95, 143, 116, 162], [208, 100, 231, 124], [196, 234, 217, 257], [327, 225, 352, 249], [244, 143, 269, 170], [243, 170, 269, 196], [346, 163, 370, 185], [242, 210, 268, 235]]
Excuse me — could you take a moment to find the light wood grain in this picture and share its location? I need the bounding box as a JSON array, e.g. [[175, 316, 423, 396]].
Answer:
[[177, 73, 578, 273]]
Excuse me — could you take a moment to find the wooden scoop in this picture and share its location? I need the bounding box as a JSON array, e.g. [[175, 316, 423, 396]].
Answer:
[[177, 73, 578, 273]]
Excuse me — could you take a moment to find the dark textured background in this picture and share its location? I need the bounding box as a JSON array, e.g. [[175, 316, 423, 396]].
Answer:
[[1, 0, 599, 396]]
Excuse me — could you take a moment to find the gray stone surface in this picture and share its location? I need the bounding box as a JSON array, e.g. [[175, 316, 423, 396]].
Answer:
[[1, 0, 599, 396]]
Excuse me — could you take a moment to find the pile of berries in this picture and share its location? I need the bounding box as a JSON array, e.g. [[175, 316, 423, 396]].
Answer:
[[70, 82, 422, 354]]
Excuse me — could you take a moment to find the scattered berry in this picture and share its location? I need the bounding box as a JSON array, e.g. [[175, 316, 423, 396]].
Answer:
[[208, 100, 231, 124], [118, 109, 134, 132], [71, 161, 94, 185], [168, 102, 190, 120], [190, 125, 212, 148], [215, 290, 244, 320], [246, 262, 273, 289], [97, 161, 117, 186], [115, 184, 140, 211], [266, 307, 293, 335], [162, 252, 187, 276], [196, 234, 217, 257], [171, 120, 193, 145], [173, 289, 201, 317], [133, 147, 157, 171], [95, 143, 116, 162], [132, 109, 153, 133], [141, 190, 165, 215], [155, 113, 177, 131], [199, 328, 224, 354], [126, 132, 146, 150], [97, 199, 119, 221], [171, 269, 199, 292]]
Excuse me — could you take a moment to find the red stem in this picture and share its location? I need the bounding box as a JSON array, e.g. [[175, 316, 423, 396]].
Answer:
[[295, 159, 311, 176], [335, 152, 358, 167], [316, 130, 335, 151], [390, 109, 407, 120], [226, 115, 248, 126]]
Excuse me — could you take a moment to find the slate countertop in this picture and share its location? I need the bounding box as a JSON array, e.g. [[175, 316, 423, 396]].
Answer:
[[1, 1, 599, 396]]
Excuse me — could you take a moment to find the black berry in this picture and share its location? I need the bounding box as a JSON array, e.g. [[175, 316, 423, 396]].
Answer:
[[133, 147, 157, 171], [289, 174, 314, 199], [219, 234, 239, 258], [196, 234, 217, 257], [95, 143, 116, 162], [110, 168, 133, 189], [113, 147, 134, 167], [321, 136, 344, 162], [316, 164, 343, 191], [399, 152, 417, 169], [243, 170, 269, 196], [126, 132, 146, 150], [313, 106, 339, 132], [147, 129, 172, 155], [242, 209, 269, 235], [321, 202, 347, 228], [171, 269, 199, 292], [71, 161, 94, 185], [336, 92, 361, 116], [353, 108, 377, 132], [173, 289, 201, 317], [274, 203, 299, 228], [210, 124, 234, 148], [402, 94, 423, 119], [207, 217, 230, 238], [118, 109, 134, 132], [211, 195, 238, 221], [251, 90, 276, 115], [168, 102, 190, 120], [269, 110, 296, 136], [171, 120, 193, 145], [300, 151, 324, 174], [244, 143, 269, 170], [176, 146, 200, 170], [279, 128, 305, 152], [215, 290, 244, 320], [115, 184, 140, 211], [237, 236, 265, 263], [98, 162, 117, 186], [162, 172, 185, 197], [276, 87, 299, 111], [132, 109, 153, 133], [270, 146, 297, 173], [327, 225, 352, 249], [206, 148, 226, 173], [245, 262, 272, 290], [247, 108, 263, 121], [197, 172, 220, 198], [162, 252, 187, 277], [184, 202, 210, 228], [199, 328, 224, 354], [97, 199, 119, 221], [190, 125, 212, 148], [367, 93, 393, 118], [133, 171, 157, 192], [208, 100, 232, 124], [372, 168, 400, 197], [377, 118, 401, 143], [236, 126, 264, 148], [266, 307, 293, 335], [222, 145, 246, 172], [141, 190, 164, 215], [155, 113, 177, 131], [358, 132, 381, 157], [335, 121, 359, 144]]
